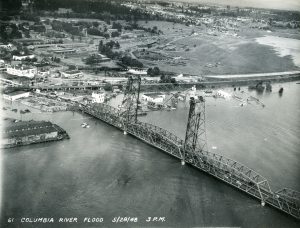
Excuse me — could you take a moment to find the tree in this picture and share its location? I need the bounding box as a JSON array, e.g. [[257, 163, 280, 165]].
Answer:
[[69, 65, 76, 70], [2, 0, 22, 12], [92, 21, 99, 27], [103, 33, 110, 39], [103, 83, 112, 91], [111, 31, 120, 38], [147, 67, 160, 76]]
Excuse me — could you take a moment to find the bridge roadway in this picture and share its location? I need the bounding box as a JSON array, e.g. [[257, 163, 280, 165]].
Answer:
[[79, 103, 300, 220]]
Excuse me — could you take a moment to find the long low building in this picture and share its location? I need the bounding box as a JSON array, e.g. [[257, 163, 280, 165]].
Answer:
[[2, 120, 69, 148], [7, 65, 37, 78], [3, 91, 31, 101], [12, 54, 35, 61]]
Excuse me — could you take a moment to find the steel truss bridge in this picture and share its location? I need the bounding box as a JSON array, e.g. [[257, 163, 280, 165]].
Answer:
[[78, 76, 300, 220]]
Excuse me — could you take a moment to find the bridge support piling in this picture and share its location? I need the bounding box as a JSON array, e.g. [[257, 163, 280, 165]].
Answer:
[[181, 160, 185, 166]]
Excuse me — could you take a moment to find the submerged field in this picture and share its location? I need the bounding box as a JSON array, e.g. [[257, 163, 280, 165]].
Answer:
[[137, 21, 300, 76]]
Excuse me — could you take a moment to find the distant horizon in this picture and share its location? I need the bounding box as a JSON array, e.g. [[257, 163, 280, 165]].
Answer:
[[153, 0, 300, 11]]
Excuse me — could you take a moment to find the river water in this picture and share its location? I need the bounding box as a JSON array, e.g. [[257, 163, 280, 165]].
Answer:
[[1, 82, 300, 227], [256, 35, 300, 67]]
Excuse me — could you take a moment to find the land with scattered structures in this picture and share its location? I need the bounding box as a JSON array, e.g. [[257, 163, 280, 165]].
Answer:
[[1, 0, 300, 136]]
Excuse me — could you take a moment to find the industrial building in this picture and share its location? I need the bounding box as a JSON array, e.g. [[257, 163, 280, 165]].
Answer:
[[6, 65, 37, 78], [2, 120, 69, 148], [3, 91, 31, 101], [141, 92, 166, 103], [60, 70, 82, 78], [12, 54, 35, 61], [92, 92, 105, 103]]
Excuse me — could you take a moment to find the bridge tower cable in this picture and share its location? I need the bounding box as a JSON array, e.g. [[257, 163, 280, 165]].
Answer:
[[182, 96, 207, 165], [121, 75, 141, 134]]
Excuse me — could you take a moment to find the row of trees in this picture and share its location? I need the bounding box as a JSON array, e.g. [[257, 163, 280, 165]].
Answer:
[[51, 20, 81, 36], [121, 56, 143, 68]]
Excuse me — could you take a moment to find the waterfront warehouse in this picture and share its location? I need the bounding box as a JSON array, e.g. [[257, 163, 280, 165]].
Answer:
[[2, 120, 69, 148]]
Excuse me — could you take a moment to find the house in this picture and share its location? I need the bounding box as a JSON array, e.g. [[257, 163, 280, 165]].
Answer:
[[60, 70, 82, 78], [92, 92, 105, 103], [37, 69, 50, 77], [3, 91, 30, 101], [52, 48, 76, 55], [14, 39, 44, 46], [112, 86, 121, 93], [57, 8, 73, 14], [141, 92, 166, 103], [188, 85, 197, 98], [13, 54, 35, 61], [127, 68, 148, 75], [7, 65, 37, 78]]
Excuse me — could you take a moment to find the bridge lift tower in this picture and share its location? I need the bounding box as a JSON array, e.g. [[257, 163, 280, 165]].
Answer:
[[121, 75, 141, 135], [182, 96, 207, 165]]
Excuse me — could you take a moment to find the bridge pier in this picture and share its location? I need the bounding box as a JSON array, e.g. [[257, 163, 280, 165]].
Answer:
[[123, 131, 127, 135], [261, 201, 265, 207], [181, 160, 185, 166]]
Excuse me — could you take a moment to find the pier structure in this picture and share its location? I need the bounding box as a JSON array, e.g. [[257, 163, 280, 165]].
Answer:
[[78, 76, 300, 220]]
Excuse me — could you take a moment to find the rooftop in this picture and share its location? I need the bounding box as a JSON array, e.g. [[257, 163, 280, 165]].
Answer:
[[143, 92, 165, 98], [3, 121, 58, 138], [62, 70, 81, 74], [4, 90, 29, 96]]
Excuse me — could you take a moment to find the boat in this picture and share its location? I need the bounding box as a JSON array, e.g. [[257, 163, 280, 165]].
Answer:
[[12, 108, 18, 112], [204, 90, 213, 94], [279, 87, 284, 94], [81, 122, 90, 128], [137, 111, 147, 116]]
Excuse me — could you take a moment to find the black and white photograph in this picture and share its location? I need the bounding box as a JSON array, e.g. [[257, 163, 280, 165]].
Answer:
[[0, 0, 299, 227]]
